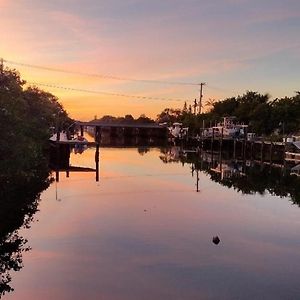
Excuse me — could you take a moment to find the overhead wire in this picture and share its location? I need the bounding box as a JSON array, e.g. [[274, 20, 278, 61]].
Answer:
[[2, 57, 235, 101], [27, 81, 186, 102], [3, 58, 201, 86]]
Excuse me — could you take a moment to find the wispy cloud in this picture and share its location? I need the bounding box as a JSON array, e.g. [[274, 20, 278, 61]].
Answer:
[[1, 0, 299, 119]]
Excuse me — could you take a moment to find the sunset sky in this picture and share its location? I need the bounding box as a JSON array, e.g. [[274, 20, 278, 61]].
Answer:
[[1, 0, 299, 120]]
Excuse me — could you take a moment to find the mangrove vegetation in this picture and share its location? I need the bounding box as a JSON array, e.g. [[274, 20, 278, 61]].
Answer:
[[0, 67, 71, 296]]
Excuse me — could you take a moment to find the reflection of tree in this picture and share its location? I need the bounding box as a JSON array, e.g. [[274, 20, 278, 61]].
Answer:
[[160, 148, 300, 206], [205, 164, 300, 205], [0, 144, 50, 296], [0, 66, 66, 297], [0, 154, 51, 297], [0, 233, 29, 295], [137, 147, 150, 156]]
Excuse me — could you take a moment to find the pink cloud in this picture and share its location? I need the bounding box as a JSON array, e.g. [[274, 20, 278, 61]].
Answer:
[[0, 0, 9, 8]]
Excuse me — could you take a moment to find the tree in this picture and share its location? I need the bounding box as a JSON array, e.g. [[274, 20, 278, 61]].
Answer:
[[0, 67, 62, 296], [182, 101, 188, 113], [136, 114, 155, 124], [124, 114, 134, 123], [156, 108, 182, 124]]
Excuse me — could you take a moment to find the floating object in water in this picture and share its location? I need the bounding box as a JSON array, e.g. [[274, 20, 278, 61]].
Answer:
[[212, 236, 220, 245]]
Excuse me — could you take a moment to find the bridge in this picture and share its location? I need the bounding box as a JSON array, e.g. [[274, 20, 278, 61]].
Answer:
[[75, 121, 169, 142], [50, 121, 169, 179]]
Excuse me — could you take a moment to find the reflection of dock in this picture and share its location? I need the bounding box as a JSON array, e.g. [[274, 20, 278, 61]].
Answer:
[[285, 152, 300, 162], [52, 164, 98, 182], [52, 140, 97, 146], [50, 144, 100, 182], [54, 166, 96, 172]]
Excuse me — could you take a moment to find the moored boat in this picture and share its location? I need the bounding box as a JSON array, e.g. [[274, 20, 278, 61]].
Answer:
[[203, 117, 248, 139], [168, 122, 189, 139]]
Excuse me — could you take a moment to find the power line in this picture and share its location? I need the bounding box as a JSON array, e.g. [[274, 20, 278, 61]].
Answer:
[[27, 81, 186, 102], [3, 58, 201, 87], [2, 57, 239, 96], [206, 84, 234, 93]]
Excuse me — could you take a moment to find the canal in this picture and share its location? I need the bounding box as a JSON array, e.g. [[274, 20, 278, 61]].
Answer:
[[4, 146, 300, 299]]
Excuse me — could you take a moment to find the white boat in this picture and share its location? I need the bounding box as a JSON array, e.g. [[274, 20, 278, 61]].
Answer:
[[49, 131, 69, 142], [203, 117, 248, 138], [168, 122, 189, 139]]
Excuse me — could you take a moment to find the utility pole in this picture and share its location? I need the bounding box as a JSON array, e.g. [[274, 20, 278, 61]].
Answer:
[[198, 82, 206, 114]]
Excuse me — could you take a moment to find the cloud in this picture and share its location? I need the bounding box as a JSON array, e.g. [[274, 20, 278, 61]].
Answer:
[[1, 0, 300, 119], [0, 0, 9, 8]]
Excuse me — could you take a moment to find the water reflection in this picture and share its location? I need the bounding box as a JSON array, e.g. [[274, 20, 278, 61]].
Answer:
[[0, 155, 50, 297], [51, 144, 300, 205], [4, 146, 300, 299], [159, 146, 300, 205]]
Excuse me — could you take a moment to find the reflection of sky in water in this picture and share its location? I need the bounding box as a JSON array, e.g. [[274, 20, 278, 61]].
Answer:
[[7, 148, 300, 300]]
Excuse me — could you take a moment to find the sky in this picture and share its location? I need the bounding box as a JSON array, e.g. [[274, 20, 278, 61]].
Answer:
[[0, 0, 300, 120]]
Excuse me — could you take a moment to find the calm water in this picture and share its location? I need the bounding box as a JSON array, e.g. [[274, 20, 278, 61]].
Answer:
[[5, 147, 300, 299]]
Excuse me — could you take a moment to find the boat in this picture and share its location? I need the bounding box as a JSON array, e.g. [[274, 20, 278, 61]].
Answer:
[[203, 117, 248, 139], [168, 122, 189, 139], [290, 164, 300, 176], [50, 131, 88, 152], [49, 131, 70, 142]]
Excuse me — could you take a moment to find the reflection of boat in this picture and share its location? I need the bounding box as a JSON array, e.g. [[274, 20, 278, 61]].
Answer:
[[203, 117, 248, 138], [72, 135, 88, 154], [72, 135, 88, 143], [73, 145, 87, 154], [168, 123, 188, 139], [291, 164, 300, 176], [285, 141, 300, 162], [210, 161, 245, 180], [200, 151, 220, 164], [159, 147, 186, 163]]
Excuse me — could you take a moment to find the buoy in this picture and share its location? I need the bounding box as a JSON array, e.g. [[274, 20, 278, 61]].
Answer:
[[212, 236, 220, 245]]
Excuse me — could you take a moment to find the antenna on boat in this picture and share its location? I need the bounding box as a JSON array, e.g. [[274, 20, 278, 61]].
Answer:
[[198, 82, 206, 114]]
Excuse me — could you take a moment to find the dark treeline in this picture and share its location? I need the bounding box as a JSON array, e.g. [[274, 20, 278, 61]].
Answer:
[[92, 90, 300, 138], [0, 68, 71, 296], [92, 114, 155, 124], [0, 68, 71, 165], [157, 91, 300, 136]]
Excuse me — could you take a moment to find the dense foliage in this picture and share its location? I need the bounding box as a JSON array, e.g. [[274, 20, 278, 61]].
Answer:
[[0, 68, 71, 166], [92, 114, 155, 124], [157, 91, 300, 136], [0, 68, 71, 297]]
